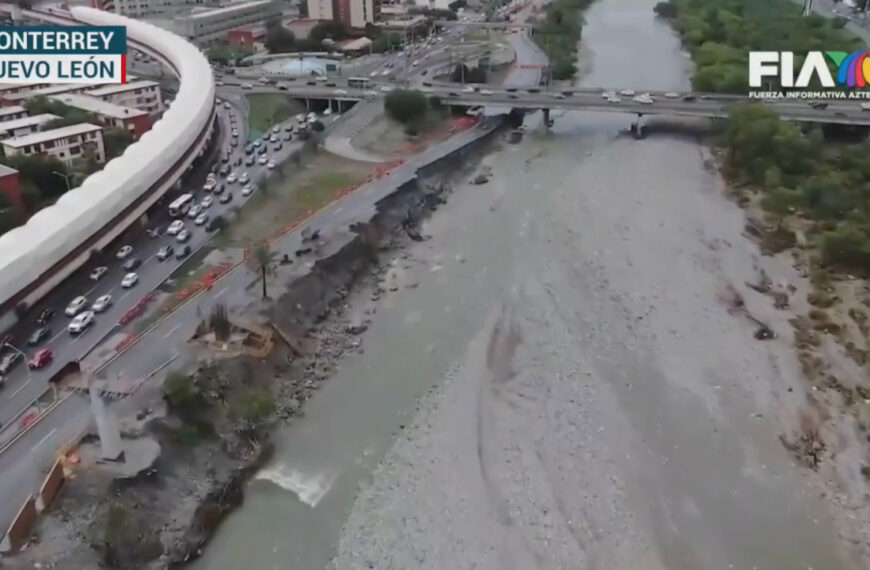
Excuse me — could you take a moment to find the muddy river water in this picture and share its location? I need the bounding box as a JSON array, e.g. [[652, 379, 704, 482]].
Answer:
[[193, 0, 857, 568]]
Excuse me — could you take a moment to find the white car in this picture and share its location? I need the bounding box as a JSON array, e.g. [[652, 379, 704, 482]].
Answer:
[[121, 272, 138, 288], [602, 90, 615, 99], [187, 204, 201, 219], [607, 96, 622, 103], [267, 160, 276, 169], [463, 86, 475, 93], [67, 311, 95, 334], [65, 296, 88, 317], [223, 101, 231, 108], [335, 89, 348, 95], [241, 82, 252, 89], [295, 113, 305, 123], [480, 89, 493, 95], [231, 129, 239, 137], [92, 294, 112, 313], [239, 172, 249, 184], [176, 229, 191, 242], [664, 91, 679, 98], [195, 212, 209, 226], [633, 95, 653, 104], [203, 180, 215, 192], [620, 89, 635, 96], [227, 172, 238, 183], [258, 155, 269, 165], [116, 245, 133, 259], [551, 92, 566, 99], [380, 85, 393, 93], [241, 184, 254, 196], [272, 126, 280, 134], [201, 196, 213, 208], [89, 266, 108, 281], [269, 135, 278, 143], [167, 220, 185, 235], [862, 102, 870, 111]]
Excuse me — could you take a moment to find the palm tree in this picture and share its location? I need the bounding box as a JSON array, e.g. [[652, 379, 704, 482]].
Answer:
[[248, 244, 276, 299]]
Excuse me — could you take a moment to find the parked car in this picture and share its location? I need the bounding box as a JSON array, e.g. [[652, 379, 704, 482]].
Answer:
[[35, 308, 54, 326], [89, 266, 108, 281], [92, 294, 113, 312], [65, 296, 88, 317], [122, 258, 142, 271], [27, 327, 51, 346], [67, 311, 95, 334], [116, 245, 133, 259], [0, 352, 22, 374], [27, 348, 52, 370]]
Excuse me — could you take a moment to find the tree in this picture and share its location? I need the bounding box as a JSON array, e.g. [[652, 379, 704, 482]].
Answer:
[[761, 187, 800, 230], [448, 0, 467, 11], [653, 1, 677, 18], [2, 154, 71, 202], [103, 127, 134, 161], [384, 89, 428, 124], [310, 119, 325, 132], [310, 21, 349, 43], [821, 225, 870, 273], [247, 244, 276, 299], [265, 25, 296, 54], [164, 371, 199, 410], [229, 389, 275, 425]]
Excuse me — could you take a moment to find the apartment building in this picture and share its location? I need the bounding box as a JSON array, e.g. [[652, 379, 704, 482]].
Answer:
[[0, 106, 28, 123], [0, 84, 52, 100], [0, 114, 61, 140], [90, 0, 206, 18], [86, 80, 163, 114], [1, 124, 106, 165], [164, 0, 282, 45], [0, 84, 93, 106], [307, 0, 377, 29], [307, 0, 333, 20], [50, 94, 152, 139]]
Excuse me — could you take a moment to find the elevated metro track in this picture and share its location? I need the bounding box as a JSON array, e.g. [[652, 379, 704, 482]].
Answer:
[[0, 5, 216, 330]]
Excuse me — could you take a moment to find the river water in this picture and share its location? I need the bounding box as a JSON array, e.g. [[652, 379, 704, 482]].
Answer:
[[193, 0, 858, 568]]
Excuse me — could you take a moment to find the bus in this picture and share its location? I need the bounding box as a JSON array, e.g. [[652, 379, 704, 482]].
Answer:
[[347, 77, 371, 89], [169, 193, 195, 217]]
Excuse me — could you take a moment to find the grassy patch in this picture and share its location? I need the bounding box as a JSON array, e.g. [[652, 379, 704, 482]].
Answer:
[[221, 152, 371, 246], [245, 94, 303, 141]]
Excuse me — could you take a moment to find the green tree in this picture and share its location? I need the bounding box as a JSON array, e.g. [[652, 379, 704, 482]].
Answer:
[[384, 89, 428, 124], [103, 127, 134, 161], [761, 187, 800, 230], [0, 193, 19, 235], [164, 371, 199, 409], [229, 389, 275, 424], [2, 154, 70, 200], [653, 1, 677, 17], [247, 244, 276, 299], [265, 25, 296, 53], [310, 21, 349, 43], [821, 225, 870, 272]]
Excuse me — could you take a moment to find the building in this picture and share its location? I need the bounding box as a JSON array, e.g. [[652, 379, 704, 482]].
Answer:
[[0, 84, 52, 99], [161, 0, 282, 45], [0, 164, 24, 217], [89, 0, 207, 19], [50, 94, 152, 139], [307, 0, 377, 29], [0, 106, 29, 123], [379, 14, 427, 32], [86, 80, 163, 113], [307, 0, 333, 20], [1, 123, 106, 165], [0, 114, 61, 140], [0, 84, 93, 107], [226, 24, 267, 47]]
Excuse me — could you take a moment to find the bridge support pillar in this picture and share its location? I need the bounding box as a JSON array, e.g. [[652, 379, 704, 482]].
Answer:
[[542, 108, 552, 128], [630, 113, 646, 139]]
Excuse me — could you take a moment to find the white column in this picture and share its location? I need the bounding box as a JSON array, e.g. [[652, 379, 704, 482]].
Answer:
[[89, 385, 123, 461]]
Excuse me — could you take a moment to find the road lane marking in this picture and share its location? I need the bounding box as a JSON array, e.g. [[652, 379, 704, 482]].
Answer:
[[7, 378, 31, 399], [164, 324, 181, 338], [119, 291, 131, 302], [49, 329, 65, 343], [33, 427, 57, 452]]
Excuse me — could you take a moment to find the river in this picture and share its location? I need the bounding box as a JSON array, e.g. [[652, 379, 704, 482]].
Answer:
[[193, 0, 858, 568]]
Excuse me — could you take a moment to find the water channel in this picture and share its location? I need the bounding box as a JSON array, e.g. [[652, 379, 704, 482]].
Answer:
[[193, 0, 857, 568]]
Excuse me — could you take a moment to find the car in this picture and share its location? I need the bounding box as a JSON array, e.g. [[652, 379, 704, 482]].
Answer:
[[0, 352, 22, 374], [116, 245, 133, 259], [508, 94, 518, 99], [245, 145, 254, 155], [92, 294, 112, 312], [664, 91, 680, 98], [156, 245, 174, 261], [35, 308, 54, 326], [810, 101, 828, 110], [167, 220, 185, 235], [380, 85, 393, 93], [213, 183, 225, 195], [245, 155, 255, 166], [267, 160, 276, 169], [67, 311, 95, 334], [227, 172, 238, 183], [187, 204, 201, 219], [632, 95, 653, 104], [201, 196, 213, 208], [219, 192, 233, 204], [258, 155, 269, 165], [121, 272, 138, 288], [123, 258, 142, 271], [231, 129, 239, 137], [239, 172, 249, 184], [195, 212, 209, 226], [89, 266, 108, 281], [682, 95, 696, 102], [562, 90, 574, 96], [283, 133, 292, 141], [269, 135, 278, 143], [223, 101, 231, 109], [241, 184, 254, 196], [27, 348, 52, 370], [463, 86, 475, 93], [278, 84, 288, 90], [176, 229, 191, 242], [241, 82, 252, 89], [273, 142, 283, 151], [27, 327, 51, 346], [551, 92, 565, 99], [861, 102, 870, 112], [219, 164, 231, 176], [620, 89, 635, 96], [221, 154, 230, 164], [65, 296, 88, 317], [203, 180, 215, 192], [253, 139, 261, 147], [258, 145, 268, 155], [176, 244, 192, 259], [272, 126, 280, 134], [481, 89, 493, 95], [234, 156, 242, 166], [607, 96, 621, 103], [205, 215, 226, 232]]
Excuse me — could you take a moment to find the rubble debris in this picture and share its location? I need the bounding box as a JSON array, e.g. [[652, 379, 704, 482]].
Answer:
[[779, 430, 825, 470], [472, 174, 489, 185], [295, 247, 313, 257]]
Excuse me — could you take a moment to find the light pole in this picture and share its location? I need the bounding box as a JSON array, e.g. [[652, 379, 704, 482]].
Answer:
[[2, 341, 33, 383], [52, 170, 75, 192]]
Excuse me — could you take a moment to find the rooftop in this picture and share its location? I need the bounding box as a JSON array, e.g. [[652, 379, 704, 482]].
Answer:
[[1, 123, 103, 148], [1, 84, 91, 102], [50, 93, 148, 120], [0, 114, 61, 134], [87, 80, 160, 97], [0, 164, 18, 177], [0, 106, 26, 119], [185, 0, 276, 19], [0, 83, 51, 93]]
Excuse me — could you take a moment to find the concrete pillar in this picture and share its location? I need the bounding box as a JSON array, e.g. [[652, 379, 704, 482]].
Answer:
[[90, 385, 122, 461], [542, 108, 551, 128]]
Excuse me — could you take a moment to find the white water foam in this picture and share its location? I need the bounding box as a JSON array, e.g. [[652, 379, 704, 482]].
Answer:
[[255, 464, 339, 508]]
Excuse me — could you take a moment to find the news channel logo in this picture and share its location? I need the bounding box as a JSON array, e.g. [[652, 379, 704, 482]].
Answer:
[[0, 25, 127, 85]]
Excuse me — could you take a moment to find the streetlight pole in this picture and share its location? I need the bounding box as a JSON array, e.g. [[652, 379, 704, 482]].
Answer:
[[2, 341, 33, 384], [52, 170, 74, 192]]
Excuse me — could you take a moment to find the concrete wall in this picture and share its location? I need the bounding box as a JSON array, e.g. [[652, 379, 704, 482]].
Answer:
[[1, 495, 36, 553], [37, 458, 66, 511]]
